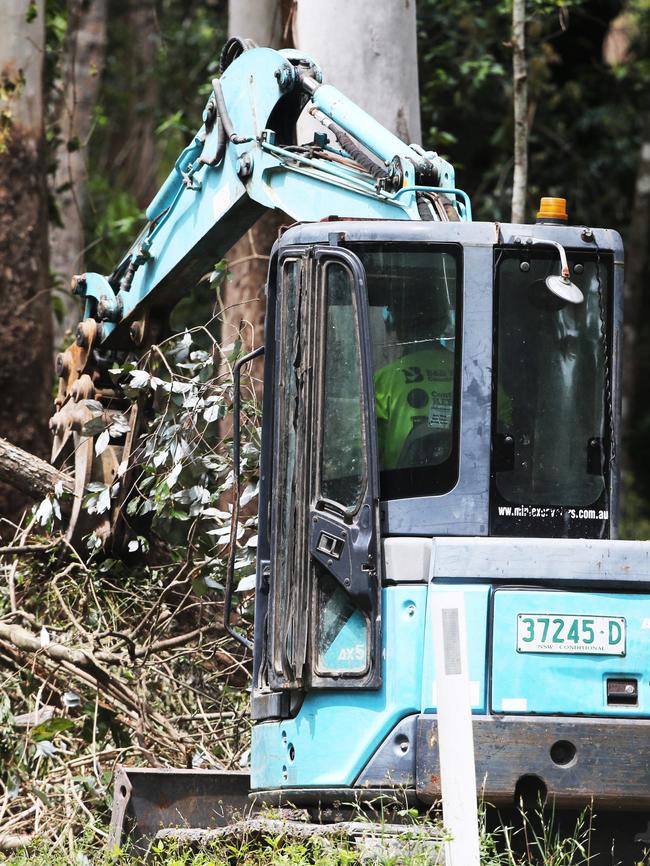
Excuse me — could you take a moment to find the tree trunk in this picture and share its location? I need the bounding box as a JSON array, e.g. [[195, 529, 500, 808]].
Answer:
[[0, 0, 53, 528], [294, 0, 422, 144], [50, 0, 108, 353], [106, 0, 160, 209], [221, 0, 293, 377], [511, 0, 528, 224], [228, 0, 286, 47], [622, 117, 650, 453]]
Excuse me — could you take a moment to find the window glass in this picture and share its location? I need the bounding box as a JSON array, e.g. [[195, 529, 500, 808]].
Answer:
[[494, 253, 609, 509], [315, 570, 368, 675], [351, 245, 461, 500], [320, 263, 365, 509]]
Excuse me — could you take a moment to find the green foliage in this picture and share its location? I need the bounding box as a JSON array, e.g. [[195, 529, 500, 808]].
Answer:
[[620, 472, 650, 539], [417, 0, 648, 227], [84, 174, 145, 274], [84, 0, 227, 274], [43, 0, 71, 150], [4, 800, 649, 865], [479, 802, 595, 865], [154, 0, 228, 168], [93, 323, 260, 596]]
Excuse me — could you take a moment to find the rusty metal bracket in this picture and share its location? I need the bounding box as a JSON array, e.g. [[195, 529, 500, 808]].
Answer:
[[107, 765, 133, 851]]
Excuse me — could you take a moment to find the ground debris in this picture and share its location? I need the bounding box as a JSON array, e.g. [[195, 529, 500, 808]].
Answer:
[[154, 816, 446, 863]]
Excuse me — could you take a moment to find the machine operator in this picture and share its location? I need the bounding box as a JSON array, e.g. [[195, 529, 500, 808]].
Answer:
[[373, 296, 455, 472]]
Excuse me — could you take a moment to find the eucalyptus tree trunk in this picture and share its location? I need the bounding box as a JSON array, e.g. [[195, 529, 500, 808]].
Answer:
[[228, 0, 286, 48], [0, 0, 53, 525], [50, 0, 107, 352], [511, 0, 528, 223], [622, 118, 650, 458], [294, 0, 422, 144], [221, 0, 293, 374], [106, 0, 160, 209]]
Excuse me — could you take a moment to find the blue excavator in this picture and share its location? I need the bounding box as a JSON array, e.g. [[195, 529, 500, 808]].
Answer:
[[49, 38, 650, 859]]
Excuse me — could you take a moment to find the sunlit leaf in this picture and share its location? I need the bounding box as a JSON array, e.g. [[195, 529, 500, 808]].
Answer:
[[34, 496, 53, 526], [129, 369, 151, 389], [31, 718, 75, 742], [109, 413, 131, 436], [35, 740, 58, 757], [95, 428, 110, 456]]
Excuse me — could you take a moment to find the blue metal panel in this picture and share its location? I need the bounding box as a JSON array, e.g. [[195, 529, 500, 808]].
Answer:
[[491, 588, 650, 717], [420, 584, 490, 714], [255, 147, 415, 221], [251, 585, 426, 790]]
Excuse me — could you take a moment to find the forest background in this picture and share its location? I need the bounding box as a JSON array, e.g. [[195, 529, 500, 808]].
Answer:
[[0, 0, 650, 857]]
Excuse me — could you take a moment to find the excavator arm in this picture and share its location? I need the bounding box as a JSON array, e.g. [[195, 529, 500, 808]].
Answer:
[[75, 42, 467, 345], [49, 38, 471, 546]]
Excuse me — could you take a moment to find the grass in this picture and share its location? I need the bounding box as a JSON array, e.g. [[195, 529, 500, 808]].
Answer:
[[3, 801, 650, 866]]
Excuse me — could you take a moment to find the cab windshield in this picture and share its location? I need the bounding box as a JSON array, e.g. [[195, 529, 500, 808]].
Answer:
[[350, 244, 462, 500]]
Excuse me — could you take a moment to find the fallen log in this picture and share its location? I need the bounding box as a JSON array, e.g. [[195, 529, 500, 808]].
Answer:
[[0, 437, 74, 502], [0, 834, 33, 851]]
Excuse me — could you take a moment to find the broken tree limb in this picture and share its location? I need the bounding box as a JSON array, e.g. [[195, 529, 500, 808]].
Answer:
[[0, 437, 74, 502], [0, 622, 193, 747], [0, 834, 34, 851], [0, 621, 91, 666]]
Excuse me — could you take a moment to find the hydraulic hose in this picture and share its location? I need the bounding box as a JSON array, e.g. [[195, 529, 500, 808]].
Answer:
[[212, 78, 251, 146], [311, 108, 389, 181]]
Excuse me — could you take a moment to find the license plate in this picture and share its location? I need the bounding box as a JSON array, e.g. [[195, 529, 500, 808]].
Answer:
[[517, 614, 626, 655]]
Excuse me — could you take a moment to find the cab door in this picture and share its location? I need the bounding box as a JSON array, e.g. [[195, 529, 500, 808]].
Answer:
[[268, 246, 381, 692]]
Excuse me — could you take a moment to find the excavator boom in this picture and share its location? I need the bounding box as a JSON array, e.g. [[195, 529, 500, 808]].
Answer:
[[50, 39, 469, 547], [71, 43, 465, 350]]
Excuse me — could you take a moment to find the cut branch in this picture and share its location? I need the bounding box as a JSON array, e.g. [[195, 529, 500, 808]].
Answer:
[[0, 438, 73, 502], [0, 834, 33, 851], [0, 621, 91, 666], [0, 622, 192, 747]]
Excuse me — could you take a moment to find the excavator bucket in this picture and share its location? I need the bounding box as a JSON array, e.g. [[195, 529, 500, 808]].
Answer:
[[107, 766, 255, 854]]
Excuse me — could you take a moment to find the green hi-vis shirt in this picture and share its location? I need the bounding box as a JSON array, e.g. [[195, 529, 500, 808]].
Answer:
[[374, 346, 454, 470]]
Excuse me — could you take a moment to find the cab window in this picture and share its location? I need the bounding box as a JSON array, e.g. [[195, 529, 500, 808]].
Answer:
[[350, 244, 462, 500]]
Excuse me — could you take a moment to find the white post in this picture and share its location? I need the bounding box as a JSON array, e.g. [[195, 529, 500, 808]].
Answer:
[[432, 592, 481, 866]]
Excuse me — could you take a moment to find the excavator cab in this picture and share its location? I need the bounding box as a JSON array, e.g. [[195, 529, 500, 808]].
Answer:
[[247, 217, 644, 813]]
